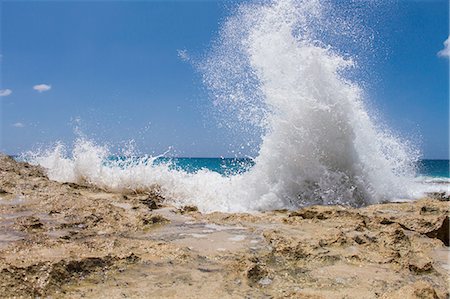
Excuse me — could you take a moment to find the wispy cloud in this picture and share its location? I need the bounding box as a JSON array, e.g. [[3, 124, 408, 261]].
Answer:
[[12, 122, 25, 128], [33, 84, 52, 93], [0, 89, 12, 97], [437, 36, 450, 58]]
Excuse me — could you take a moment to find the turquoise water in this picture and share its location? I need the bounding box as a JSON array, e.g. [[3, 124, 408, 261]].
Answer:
[[154, 157, 255, 176], [159, 158, 449, 178], [107, 156, 255, 176], [417, 160, 449, 178], [16, 155, 449, 178], [109, 157, 449, 178]]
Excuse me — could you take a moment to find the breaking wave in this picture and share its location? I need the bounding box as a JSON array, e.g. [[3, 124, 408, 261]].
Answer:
[[26, 0, 428, 212]]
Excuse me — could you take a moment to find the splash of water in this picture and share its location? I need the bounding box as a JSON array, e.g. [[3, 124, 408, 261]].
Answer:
[[27, 0, 423, 212]]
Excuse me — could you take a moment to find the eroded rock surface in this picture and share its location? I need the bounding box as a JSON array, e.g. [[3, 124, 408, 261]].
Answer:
[[0, 154, 449, 298]]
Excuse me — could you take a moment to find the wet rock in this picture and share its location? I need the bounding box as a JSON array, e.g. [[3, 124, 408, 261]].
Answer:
[[380, 218, 395, 225], [426, 192, 449, 202], [140, 197, 160, 210], [142, 214, 169, 225], [179, 205, 199, 214], [289, 208, 328, 220], [124, 253, 140, 263], [62, 256, 114, 276], [353, 235, 366, 245], [65, 182, 105, 193], [246, 263, 268, 285], [420, 206, 440, 215], [62, 182, 86, 189], [425, 216, 449, 246]]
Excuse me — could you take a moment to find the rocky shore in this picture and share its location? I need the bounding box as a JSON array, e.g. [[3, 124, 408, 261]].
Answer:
[[0, 154, 448, 298]]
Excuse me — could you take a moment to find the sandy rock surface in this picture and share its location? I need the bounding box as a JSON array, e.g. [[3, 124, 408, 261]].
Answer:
[[0, 154, 448, 298]]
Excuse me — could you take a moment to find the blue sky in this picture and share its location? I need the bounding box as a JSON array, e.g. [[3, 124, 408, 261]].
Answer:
[[0, 0, 448, 159]]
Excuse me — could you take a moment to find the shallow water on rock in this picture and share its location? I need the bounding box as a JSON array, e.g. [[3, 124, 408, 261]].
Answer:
[[137, 208, 266, 255]]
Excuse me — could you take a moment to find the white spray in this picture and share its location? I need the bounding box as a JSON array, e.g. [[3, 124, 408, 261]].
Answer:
[[27, 0, 422, 212]]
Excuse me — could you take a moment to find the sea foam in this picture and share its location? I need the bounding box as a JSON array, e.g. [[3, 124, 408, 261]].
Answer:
[[27, 0, 427, 212]]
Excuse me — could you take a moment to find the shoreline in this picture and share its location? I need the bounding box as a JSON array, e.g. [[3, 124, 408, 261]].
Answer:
[[0, 154, 448, 298]]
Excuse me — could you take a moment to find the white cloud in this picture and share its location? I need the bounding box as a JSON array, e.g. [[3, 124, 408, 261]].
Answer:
[[0, 89, 12, 97], [33, 84, 52, 92], [177, 49, 190, 62], [12, 122, 25, 128], [437, 36, 450, 58]]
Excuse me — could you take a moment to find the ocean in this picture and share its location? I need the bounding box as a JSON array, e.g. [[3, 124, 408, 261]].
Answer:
[[417, 160, 450, 179], [24, 143, 449, 213], [150, 157, 449, 179], [18, 155, 449, 179], [23, 0, 449, 212]]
